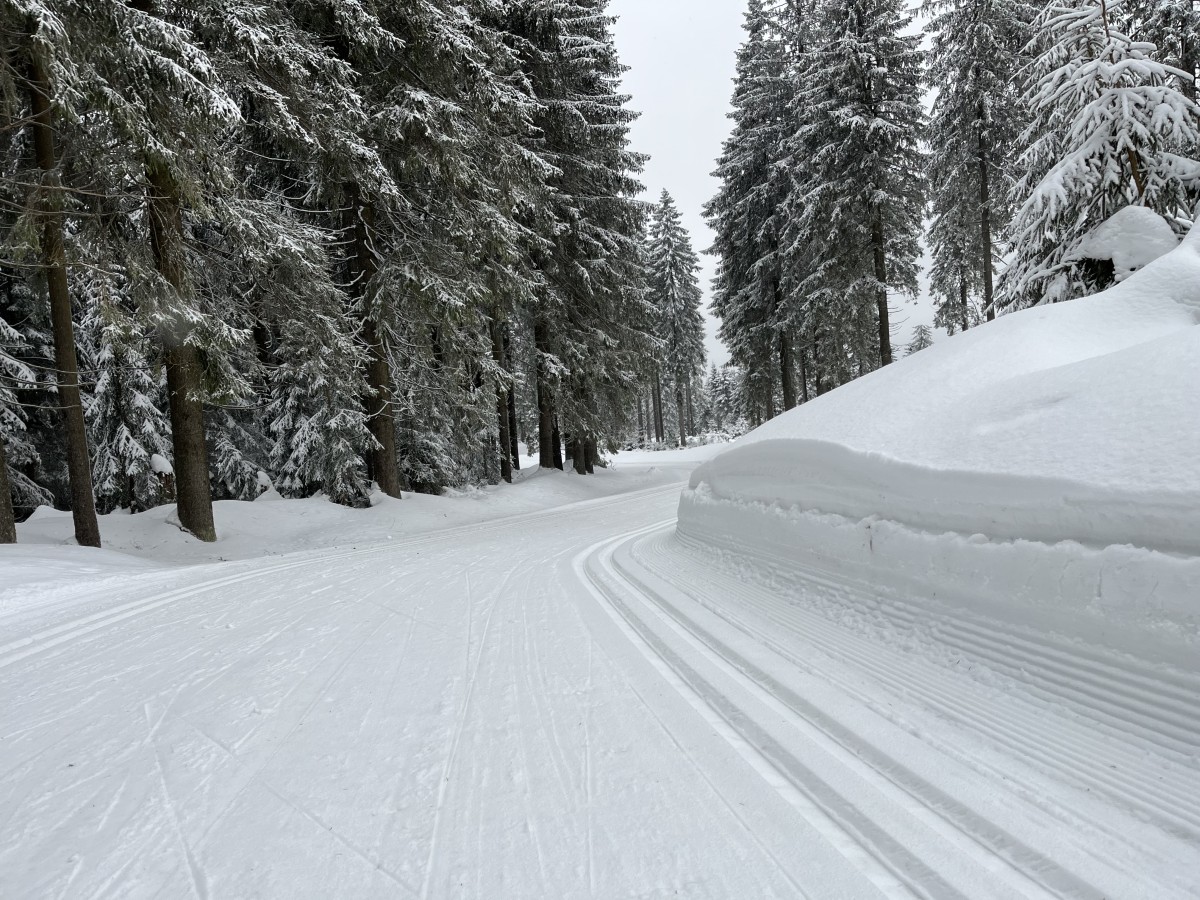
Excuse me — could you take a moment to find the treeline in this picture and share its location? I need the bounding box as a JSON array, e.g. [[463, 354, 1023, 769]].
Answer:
[[0, 0, 664, 546], [708, 0, 1200, 424]]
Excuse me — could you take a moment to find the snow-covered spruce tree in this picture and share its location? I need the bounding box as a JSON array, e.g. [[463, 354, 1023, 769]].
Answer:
[[505, 0, 651, 471], [647, 191, 706, 448], [999, 0, 1200, 309], [924, 0, 1033, 326], [1129, 0, 1200, 100], [787, 0, 925, 371], [707, 0, 800, 419], [47, 0, 254, 541], [293, 0, 550, 494], [76, 267, 172, 514], [0, 4, 102, 545], [0, 296, 54, 524], [184, 0, 383, 506], [906, 323, 935, 355]]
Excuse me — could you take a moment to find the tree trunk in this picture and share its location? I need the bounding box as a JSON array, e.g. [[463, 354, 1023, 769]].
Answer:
[[978, 102, 996, 323], [503, 323, 520, 471], [350, 193, 400, 498], [491, 319, 511, 484], [585, 437, 596, 474], [778, 330, 796, 411], [28, 41, 101, 548], [636, 392, 645, 446], [799, 349, 810, 404], [0, 436, 15, 544], [872, 211, 893, 366], [685, 381, 695, 434], [812, 332, 827, 397], [572, 437, 587, 474], [651, 371, 665, 443], [959, 273, 970, 334], [675, 385, 687, 448], [764, 363, 775, 420], [551, 418, 563, 470], [535, 320, 555, 468], [146, 166, 216, 542]]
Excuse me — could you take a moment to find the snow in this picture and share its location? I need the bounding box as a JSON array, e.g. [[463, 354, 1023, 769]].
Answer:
[[5, 280, 1200, 897], [683, 221, 1200, 648], [149, 453, 173, 476], [1069, 204, 1180, 281]]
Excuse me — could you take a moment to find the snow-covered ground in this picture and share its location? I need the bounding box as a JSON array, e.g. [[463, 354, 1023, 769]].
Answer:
[[682, 222, 1200, 658], [4, 234, 1200, 896]]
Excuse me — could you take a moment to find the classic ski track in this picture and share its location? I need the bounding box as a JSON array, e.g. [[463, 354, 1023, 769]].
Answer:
[[418, 565, 509, 900], [0, 482, 683, 674], [578, 524, 968, 900], [676, 529, 1200, 758], [618, 527, 1200, 896], [655, 533, 1200, 840], [579, 525, 1144, 900]]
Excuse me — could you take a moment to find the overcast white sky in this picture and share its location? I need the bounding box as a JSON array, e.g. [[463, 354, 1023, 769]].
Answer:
[[609, 0, 937, 368]]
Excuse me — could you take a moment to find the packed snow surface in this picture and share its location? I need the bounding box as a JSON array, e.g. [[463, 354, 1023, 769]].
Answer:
[[5, 343, 1200, 897]]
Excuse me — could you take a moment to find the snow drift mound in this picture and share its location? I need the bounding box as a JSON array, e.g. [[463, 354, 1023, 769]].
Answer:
[[680, 219, 1200, 641]]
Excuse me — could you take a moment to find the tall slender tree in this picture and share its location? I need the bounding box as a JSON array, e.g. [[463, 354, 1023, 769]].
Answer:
[[924, 0, 1032, 325], [789, 0, 926, 369], [646, 191, 706, 448]]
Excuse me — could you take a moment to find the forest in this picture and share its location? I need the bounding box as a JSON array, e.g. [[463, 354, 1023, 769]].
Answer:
[[1, 0, 1198, 546]]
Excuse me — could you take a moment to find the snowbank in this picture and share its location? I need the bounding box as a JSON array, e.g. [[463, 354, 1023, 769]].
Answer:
[[5, 449, 702, 587], [680, 221, 1200, 644], [1069, 205, 1179, 282]]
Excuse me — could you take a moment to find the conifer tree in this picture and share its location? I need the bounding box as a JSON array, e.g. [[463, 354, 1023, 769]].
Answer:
[[647, 191, 706, 448], [77, 269, 172, 514], [506, 0, 649, 469], [789, 0, 926, 369], [2, 5, 103, 546], [1000, 0, 1200, 308], [924, 0, 1032, 324], [906, 324, 935, 355], [707, 0, 796, 416]]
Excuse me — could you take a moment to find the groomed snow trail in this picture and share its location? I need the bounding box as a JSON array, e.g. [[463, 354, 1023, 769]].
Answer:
[[3, 476, 1198, 898]]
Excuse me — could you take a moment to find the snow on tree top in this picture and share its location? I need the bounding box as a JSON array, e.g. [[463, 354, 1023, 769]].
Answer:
[[1069, 206, 1180, 283], [149, 454, 174, 476]]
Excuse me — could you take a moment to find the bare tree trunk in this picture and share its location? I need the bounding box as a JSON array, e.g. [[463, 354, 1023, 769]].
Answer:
[[551, 418, 563, 470], [812, 331, 827, 397], [799, 349, 810, 404], [675, 385, 687, 448], [349, 193, 400, 498], [535, 320, 555, 468], [0, 436, 15, 543], [572, 437, 587, 474], [978, 101, 996, 323], [503, 323, 520, 471], [636, 392, 645, 446], [651, 371, 665, 443], [685, 380, 695, 435], [146, 166, 216, 542], [778, 330, 796, 411], [28, 42, 101, 548], [959, 274, 970, 334], [585, 437, 596, 474], [491, 319, 511, 484], [872, 211, 893, 366]]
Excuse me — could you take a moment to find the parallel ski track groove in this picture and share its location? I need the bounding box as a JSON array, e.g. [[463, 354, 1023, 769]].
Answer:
[[590, 528, 1117, 900], [659, 534, 1200, 840], [676, 530, 1200, 759]]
